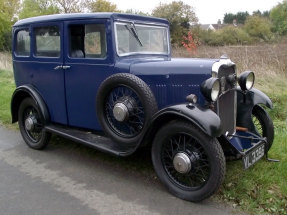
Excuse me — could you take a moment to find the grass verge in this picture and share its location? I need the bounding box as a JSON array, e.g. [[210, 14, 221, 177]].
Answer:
[[0, 69, 16, 129]]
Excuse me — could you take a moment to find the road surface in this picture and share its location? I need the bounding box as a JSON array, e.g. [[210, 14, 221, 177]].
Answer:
[[0, 125, 244, 215]]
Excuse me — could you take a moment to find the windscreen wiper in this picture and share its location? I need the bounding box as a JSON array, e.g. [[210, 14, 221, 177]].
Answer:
[[125, 22, 143, 47]]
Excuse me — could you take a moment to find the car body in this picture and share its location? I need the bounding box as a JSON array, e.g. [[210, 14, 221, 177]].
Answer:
[[11, 13, 274, 202]]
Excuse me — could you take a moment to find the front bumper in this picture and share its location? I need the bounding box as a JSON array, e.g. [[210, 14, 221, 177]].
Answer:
[[227, 131, 266, 169]]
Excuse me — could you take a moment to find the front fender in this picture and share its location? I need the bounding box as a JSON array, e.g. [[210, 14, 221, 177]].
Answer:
[[149, 103, 222, 138], [236, 87, 272, 130], [11, 85, 50, 123]]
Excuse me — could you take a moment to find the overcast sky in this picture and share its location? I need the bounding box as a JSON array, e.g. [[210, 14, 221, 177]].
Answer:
[[110, 0, 282, 24]]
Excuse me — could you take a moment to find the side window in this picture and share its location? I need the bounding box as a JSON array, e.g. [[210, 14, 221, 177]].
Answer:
[[35, 26, 60, 57], [16, 29, 30, 56], [69, 24, 106, 58]]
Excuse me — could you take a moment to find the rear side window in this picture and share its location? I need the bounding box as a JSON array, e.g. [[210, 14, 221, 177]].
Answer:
[[35, 26, 60, 57], [16, 29, 30, 56], [69, 24, 106, 58]]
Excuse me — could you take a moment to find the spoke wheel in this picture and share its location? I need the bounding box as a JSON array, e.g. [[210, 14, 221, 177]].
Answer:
[[252, 105, 274, 152], [162, 133, 210, 190], [152, 120, 225, 202], [18, 98, 51, 149], [105, 85, 145, 138], [23, 106, 43, 142], [96, 73, 157, 145]]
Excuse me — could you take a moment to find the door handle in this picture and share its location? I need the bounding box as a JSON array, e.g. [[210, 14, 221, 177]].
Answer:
[[62, 65, 71, 70], [54, 65, 71, 70], [54, 65, 63, 70]]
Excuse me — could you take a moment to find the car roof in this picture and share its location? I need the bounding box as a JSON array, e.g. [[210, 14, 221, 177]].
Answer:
[[13, 13, 169, 27]]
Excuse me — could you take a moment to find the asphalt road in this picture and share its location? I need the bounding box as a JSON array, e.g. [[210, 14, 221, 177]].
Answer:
[[0, 125, 243, 215]]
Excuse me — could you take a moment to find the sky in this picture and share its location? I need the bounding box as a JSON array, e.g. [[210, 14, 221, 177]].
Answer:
[[110, 0, 283, 24]]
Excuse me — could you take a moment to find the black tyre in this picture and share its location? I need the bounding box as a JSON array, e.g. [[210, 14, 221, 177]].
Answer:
[[96, 73, 158, 145], [252, 105, 274, 152], [18, 97, 51, 149], [152, 120, 225, 202]]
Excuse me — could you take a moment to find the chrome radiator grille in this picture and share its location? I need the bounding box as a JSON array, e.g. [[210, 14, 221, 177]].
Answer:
[[215, 66, 237, 135]]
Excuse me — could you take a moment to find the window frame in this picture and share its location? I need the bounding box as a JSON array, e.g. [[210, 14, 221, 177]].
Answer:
[[68, 23, 107, 59], [14, 27, 31, 58], [31, 22, 63, 62], [64, 19, 110, 64], [114, 21, 170, 57]]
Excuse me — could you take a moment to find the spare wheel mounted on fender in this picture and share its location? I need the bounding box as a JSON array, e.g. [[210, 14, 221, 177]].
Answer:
[[96, 73, 158, 145]]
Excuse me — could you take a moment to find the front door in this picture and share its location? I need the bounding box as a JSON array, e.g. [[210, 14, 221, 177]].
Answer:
[[63, 19, 114, 130]]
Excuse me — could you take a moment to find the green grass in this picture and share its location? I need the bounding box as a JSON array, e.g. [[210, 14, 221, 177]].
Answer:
[[0, 70, 16, 129], [0, 68, 286, 214]]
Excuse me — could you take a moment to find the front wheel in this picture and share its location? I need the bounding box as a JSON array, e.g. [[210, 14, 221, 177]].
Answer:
[[252, 105, 274, 152], [18, 97, 51, 150], [152, 120, 225, 202]]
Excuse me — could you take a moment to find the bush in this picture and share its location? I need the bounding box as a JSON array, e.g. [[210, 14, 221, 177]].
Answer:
[[244, 16, 273, 41], [191, 26, 252, 46], [218, 26, 253, 45], [270, 1, 287, 35]]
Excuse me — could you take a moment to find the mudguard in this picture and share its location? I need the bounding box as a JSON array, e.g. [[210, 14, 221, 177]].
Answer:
[[146, 103, 222, 138], [11, 85, 50, 123], [236, 87, 272, 132]]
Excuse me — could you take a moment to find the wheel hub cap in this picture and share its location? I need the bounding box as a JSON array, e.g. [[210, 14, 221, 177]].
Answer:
[[25, 117, 36, 131], [173, 152, 191, 174], [113, 103, 129, 122]]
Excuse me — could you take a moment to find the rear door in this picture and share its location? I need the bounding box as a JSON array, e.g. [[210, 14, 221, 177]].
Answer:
[[13, 22, 67, 124], [63, 19, 114, 130]]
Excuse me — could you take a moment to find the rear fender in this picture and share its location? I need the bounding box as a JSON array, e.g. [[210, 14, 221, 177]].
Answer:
[[11, 85, 50, 123]]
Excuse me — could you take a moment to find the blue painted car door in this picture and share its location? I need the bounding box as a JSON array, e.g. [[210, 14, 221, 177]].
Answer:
[[13, 22, 67, 124], [63, 19, 114, 130]]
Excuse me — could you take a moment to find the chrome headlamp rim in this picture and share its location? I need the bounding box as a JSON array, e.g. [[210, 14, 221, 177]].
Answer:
[[211, 79, 220, 101], [238, 71, 255, 91], [200, 77, 221, 102]]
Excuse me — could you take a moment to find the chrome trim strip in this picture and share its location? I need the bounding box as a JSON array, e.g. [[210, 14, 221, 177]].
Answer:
[[215, 59, 237, 136], [114, 19, 169, 27], [212, 57, 235, 76]]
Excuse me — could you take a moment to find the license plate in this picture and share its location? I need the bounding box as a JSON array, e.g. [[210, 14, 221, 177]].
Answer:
[[242, 142, 265, 169]]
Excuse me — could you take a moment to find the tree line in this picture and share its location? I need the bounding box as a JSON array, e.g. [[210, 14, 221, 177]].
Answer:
[[0, 0, 287, 51]]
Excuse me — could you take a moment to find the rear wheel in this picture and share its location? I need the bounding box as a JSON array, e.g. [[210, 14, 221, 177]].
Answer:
[[18, 97, 51, 149], [152, 120, 225, 202], [252, 105, 274, 152]]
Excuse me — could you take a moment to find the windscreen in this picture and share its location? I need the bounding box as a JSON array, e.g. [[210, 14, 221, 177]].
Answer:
[[115, 22, 169, 56]]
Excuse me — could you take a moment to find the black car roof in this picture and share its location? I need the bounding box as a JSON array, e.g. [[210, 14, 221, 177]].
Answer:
[[13, 13, 169, 27]]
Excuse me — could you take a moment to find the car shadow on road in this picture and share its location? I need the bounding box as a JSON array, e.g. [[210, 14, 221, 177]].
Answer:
[[9, 134, 238, 215]]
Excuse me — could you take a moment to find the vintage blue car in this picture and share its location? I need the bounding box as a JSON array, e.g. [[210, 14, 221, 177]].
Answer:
[[11, 13, 274, 201]]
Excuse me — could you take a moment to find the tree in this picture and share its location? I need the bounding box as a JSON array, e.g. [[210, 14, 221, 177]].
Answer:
[[223, 11, 249, 24], [125, 9, 149, 16], [19, 0, 59, 19], [152, 1, 198, 45], [88, 0, 120, 12], [253, 10, 270, 18], [244, 16, 273, 41], [270, 1, 287, 35], [54, 0, 84, 13], [0, 0, 20, 50], [223, 13, 236, 24], [236, 11, 249, 24]]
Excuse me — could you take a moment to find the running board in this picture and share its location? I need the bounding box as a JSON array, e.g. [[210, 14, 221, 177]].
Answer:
[[45, 125, 136, 156]]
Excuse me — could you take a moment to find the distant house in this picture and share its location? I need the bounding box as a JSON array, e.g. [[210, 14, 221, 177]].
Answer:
[[200, 23, 244, 31], [199, 24, 228, 31], [200, 24, 216, 31]]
